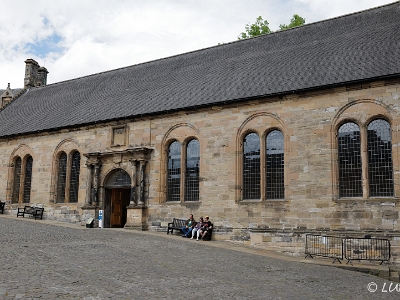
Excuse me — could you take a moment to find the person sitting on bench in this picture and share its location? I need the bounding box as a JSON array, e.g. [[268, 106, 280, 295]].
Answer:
[[199, 216, 212, 241], [191, 217, 204, 240], [181, 214, 196, 238]]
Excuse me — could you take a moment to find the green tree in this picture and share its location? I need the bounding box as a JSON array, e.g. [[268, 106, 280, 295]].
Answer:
[[279, 14, 306, 30], [238, 16, 271, 39], [238, 14, 305, 39]]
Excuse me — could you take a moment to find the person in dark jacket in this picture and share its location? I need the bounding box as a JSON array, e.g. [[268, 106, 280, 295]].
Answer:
[[182, 214, 196, 237], [199, 216, 213, 241]]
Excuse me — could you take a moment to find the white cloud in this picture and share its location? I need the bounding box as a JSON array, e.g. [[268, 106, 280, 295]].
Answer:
[[0, 0, 395, 89]]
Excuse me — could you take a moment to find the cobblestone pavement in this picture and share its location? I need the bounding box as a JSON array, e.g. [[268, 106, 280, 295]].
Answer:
[[1, 216, 399, 300]]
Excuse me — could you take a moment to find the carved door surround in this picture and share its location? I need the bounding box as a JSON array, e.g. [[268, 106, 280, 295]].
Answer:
[[83, 147, 153, 209]]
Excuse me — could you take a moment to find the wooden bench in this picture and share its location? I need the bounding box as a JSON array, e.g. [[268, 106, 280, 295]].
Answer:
[[167, 218, 187, 234], [17, 205, 44, 220], [0, 201, 5, 214]]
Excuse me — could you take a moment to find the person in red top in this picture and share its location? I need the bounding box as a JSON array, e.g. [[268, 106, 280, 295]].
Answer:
[[191, 217, 204, 240]]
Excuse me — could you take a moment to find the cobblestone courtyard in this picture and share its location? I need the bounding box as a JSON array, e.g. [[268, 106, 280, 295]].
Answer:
[[0, 216, 398, 299]]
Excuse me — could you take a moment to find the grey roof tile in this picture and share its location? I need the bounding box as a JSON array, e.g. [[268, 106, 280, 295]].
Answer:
[[0, 2, 399, 137]]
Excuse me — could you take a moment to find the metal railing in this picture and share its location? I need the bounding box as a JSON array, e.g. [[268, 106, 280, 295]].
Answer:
[[344, 237, 390, 265], [305, 234, 391, 264], [305, 234, 343, 263]]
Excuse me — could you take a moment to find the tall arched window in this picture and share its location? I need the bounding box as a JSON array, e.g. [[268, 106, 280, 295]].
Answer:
[[11, 155, 34, 204], [367, 119, 394, 197], [243, 133, 261, 200], [338, 122, 362, 198], [167, 141, 181, 201], [23, 156, 33, 203], [266, 130, 284, 199], [12, 157, 22, 204], [56, 151, 81, 203], [185, 139, 200, 201], [56, 152, 67, 203], [69, 151, 81, 203]]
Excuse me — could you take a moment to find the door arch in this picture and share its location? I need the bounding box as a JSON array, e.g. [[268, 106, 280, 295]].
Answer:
[[103, 169, 132, 228]]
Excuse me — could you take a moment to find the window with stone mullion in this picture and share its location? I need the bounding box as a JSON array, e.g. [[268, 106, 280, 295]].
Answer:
[[69, 151, 81, 203], [243, 133, 261, 200], [367, 119, 394, 197], [338, 122, 363, 198], [57, 152, 67, 203], [167, 141, 181, 201], [23, 156, 33, 203], [266, 130, 284, 199], [12, 157, 22, 204], [185, 139, 200, 201]]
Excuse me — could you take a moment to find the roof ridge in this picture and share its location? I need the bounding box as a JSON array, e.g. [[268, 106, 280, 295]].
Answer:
[[233, 0, 399, 39]]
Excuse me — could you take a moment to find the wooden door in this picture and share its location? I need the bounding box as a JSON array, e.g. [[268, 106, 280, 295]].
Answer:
[[110, 189, 123, 227]]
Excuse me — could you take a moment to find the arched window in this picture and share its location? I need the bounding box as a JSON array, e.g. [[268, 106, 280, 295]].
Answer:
[[56, 151, 81, 203], [12, 157, 22, 204], [69, 151, 81, 203], [338, 122, 362, 198], [167, 141, 181, 201], [57, 152, 67, 203], [243, 133, 260, 200], [185, 139, 200, 201], [23, 156, 33, 203], [367, 119, 394, 197], [266, 130, 284, 199], [11, 155, 34, 204]]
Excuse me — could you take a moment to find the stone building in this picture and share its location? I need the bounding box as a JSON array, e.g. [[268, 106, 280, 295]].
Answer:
[[1, 3, 400, 261]]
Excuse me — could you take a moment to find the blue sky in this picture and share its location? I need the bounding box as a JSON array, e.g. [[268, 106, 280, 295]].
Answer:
[[0, 0, 395, 88], [26, 33, 63, 59]]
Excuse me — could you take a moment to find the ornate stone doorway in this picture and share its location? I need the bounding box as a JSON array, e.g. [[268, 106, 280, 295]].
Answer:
[[104, 169, 131, 228], [83, 147, 153, 230]]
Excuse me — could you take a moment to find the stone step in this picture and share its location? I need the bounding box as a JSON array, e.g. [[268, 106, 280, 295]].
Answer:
[[390, 271, 400, 283]]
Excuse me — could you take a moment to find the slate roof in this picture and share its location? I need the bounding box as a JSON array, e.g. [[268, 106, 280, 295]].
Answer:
[[0, 2, 399, 138]]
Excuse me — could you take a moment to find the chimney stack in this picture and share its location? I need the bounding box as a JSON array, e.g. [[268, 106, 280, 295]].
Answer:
[[24, 59, 49, 89]]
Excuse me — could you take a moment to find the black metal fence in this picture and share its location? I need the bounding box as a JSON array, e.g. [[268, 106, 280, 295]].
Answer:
[[305, 234, 390, 264], [305, 234, 343, 263], [344, 237, 390, 265]]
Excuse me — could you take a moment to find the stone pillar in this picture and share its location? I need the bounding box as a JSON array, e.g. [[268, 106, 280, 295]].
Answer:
[[129, 161, 137, 206], [85, 163, 93, 206], [138, 160, 146, 205], [92, 164, 100, 204]]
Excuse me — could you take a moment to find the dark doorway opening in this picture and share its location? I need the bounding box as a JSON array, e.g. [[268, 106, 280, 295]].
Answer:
[[104, 188, 130, 228], [103, 169, 132, 228]]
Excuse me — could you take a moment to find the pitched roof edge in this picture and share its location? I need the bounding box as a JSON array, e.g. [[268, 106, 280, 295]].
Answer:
[[2, 72, 399, 140]]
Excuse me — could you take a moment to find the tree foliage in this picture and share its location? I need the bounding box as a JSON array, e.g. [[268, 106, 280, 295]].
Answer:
[[238, 16, 271, 39], [238, 14, 305, 39], [279, 14, 306, 31]]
